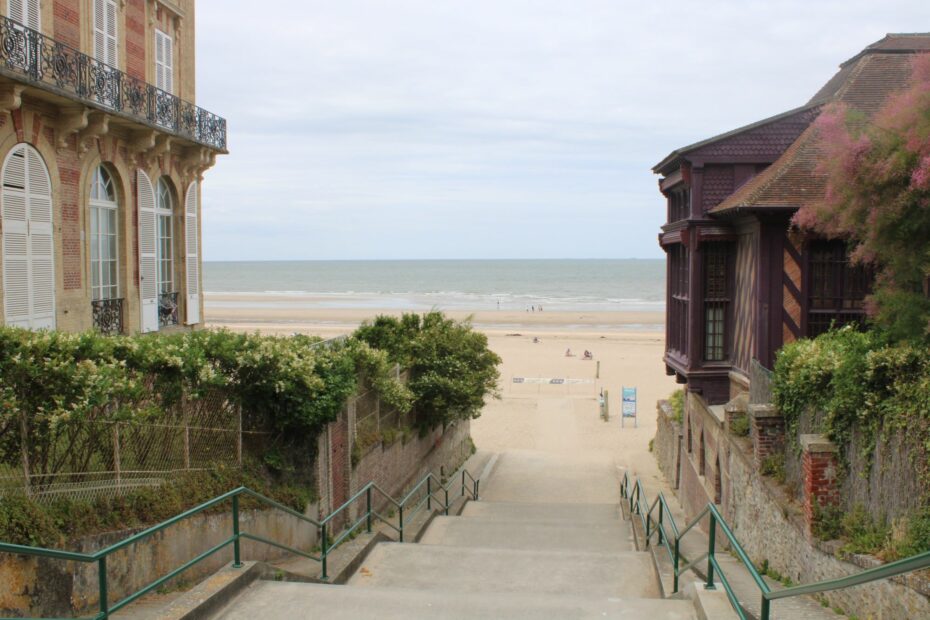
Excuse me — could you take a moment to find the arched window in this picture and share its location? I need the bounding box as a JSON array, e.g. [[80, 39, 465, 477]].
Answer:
[[155, 178, 178, 327], [89, 166, 121, 334], [686, 411, 692, 453]]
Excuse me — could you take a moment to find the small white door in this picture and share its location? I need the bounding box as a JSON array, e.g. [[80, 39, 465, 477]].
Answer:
[[2, 144, 55, 330], [137, 170, 158, 332], [184, 182, 200, 325]]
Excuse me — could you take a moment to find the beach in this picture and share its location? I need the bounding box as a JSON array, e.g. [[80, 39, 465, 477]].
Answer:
[[205, 292, 676, 483]]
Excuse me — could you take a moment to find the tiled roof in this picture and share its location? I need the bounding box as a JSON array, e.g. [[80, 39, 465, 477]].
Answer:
[[711, 34, 930, 214], [652, 105, 819, 175]]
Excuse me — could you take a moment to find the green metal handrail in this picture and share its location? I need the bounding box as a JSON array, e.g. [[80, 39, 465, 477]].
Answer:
[[0, 466, 480, 620], [620, 471, 930, 620]]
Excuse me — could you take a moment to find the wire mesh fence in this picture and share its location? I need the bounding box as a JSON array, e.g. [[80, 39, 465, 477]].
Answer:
[[0, 388, 265, 503], [353, 367, 412, 453]]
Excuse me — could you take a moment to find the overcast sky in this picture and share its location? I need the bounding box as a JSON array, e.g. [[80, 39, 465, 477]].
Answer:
[[195, 0, 930, 261]]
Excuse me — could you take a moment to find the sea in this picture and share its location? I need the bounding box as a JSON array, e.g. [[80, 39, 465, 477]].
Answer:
[[203, 259, 665, 313]]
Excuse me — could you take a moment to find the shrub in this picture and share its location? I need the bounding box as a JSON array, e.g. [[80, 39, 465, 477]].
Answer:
[[354, 312, 501, 429], [729, 414, 750, 437], [667, 389, 685, 423]]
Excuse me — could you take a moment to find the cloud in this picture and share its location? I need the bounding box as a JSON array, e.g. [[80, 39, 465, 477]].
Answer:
[[196, 0, 930, 260]]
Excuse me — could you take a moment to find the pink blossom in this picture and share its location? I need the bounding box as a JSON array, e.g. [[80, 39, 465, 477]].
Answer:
[[911, 155, 930, 190]]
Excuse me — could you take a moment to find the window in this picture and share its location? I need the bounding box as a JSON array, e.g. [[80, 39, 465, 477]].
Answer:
[[155, 179, 174, 295], [668, 188, 690, 223], [155, 29, 174, 93], [93, 0, 118, 67], [699, 431, 706, 476], [89, 167, 118, 301], [807, 239, 871, 338], [703, 243, 729, 361], [7, 0, 39, 30], [668, 244, 690, 355]]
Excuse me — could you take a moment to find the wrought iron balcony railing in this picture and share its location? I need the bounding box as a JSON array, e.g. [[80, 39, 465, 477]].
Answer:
[[0, 15, 226, 151], [158, 291, 179, 328], [91, 297, 124, 335]]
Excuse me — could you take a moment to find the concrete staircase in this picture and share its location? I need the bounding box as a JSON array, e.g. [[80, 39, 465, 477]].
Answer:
[[213, 450, 699, 619]]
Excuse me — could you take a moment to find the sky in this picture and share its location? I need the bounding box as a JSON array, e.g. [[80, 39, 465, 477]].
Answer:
[[195, 0, 930, 261]]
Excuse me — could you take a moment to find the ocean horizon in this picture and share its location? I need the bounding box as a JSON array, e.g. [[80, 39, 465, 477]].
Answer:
[[203, 259, 666, 313]]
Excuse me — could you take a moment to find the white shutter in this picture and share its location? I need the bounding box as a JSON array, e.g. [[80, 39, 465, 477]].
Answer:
[[104, 0, 117, 67], [25, 148, 54, 328], [93, 0, 118, 67], [7, 0, 23, 25], [137, 170, 158, 332], [163, 33, 173, 94], [155, 29, 173, 93], [2, 144, 55, 330], [2, 148, 29, 326], [24, 0, 37, 30], [184, 182, 200, 325]]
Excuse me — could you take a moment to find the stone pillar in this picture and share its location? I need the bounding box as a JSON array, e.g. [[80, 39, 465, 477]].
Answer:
[[749, 404, 784, 467], [801, 434, 840, 533]]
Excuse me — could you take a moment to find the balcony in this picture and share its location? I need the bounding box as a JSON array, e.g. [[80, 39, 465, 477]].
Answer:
[[0, 16, 226, 151], [91, 298, 124, 335], [158, 292, 179, 328]]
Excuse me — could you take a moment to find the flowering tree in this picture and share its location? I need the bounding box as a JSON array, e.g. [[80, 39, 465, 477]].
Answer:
[[794, 54, 930, 340]]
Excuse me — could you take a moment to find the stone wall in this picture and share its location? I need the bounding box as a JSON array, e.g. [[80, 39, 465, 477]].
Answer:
[[654, 400, 681, 489], [351, 421, 472, 516], [0, 504, 319, 618], [653, 394, 930, 618]]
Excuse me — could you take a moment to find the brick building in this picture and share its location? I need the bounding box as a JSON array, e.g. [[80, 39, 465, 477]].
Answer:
[[0, 0, 225, 335], [652, 34, 930, 516]]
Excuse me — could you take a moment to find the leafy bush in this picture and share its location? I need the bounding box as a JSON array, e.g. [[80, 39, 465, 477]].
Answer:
[[354, 312, 501, 429], [667, 389, 685, 423]]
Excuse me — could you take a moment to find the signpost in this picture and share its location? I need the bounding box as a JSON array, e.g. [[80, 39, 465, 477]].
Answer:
[[621, 386, 637, 428]]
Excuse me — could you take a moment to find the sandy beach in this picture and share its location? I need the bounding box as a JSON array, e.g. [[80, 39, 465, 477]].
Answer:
[[205, 295, 676, 484]]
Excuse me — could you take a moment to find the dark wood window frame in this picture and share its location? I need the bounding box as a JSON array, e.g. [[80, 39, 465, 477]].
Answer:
[[702, 242, 730, 362], [668, 244, 690, 356], [804, 239, 871, 338]]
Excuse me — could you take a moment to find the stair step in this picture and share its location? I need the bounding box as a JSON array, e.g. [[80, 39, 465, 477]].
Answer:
[[348, 542, 660, 598], [421, 515, 631, 553], [480, 450, 620, 504], [461, 500, 622, 524], [216, 581, 696, 620]]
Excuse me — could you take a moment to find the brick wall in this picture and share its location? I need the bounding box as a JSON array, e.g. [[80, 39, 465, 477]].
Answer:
[[654, 400, 681, 489], [53, 0, 80, 48], [57, 140, 81, 291], [125, 0, 147, 80]]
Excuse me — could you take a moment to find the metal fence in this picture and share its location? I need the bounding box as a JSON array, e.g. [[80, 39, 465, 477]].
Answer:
[[0, 388, 263, 503], [353, 367, 411, 452]]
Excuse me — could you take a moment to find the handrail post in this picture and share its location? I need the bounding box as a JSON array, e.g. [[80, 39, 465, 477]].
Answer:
[[320, 523, 328, 580], [427, 477, 432, 510], [657, 502, 664, 546], [673, 537, 680, 593], [706, 512, 717, 590], [474, 479, 479, 500], [444, 487, 449, 516], [398, 505, 405, 543], [366, 487, 372, 533], [232, 494, 242, 568], [761, 596, 771, 620], [98, 556, 109, 619], [646, 510, 651, 545]]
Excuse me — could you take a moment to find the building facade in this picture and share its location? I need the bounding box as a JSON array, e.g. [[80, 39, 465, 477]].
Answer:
[[653, 34, 930, 514], [0, 0, 225, 335]]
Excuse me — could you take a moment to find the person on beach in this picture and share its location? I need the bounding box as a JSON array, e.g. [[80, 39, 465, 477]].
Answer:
[[565, 348, 573, 357]]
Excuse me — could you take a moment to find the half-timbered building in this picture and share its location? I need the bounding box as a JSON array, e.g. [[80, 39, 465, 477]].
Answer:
[[653, 34, 930, 516]]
